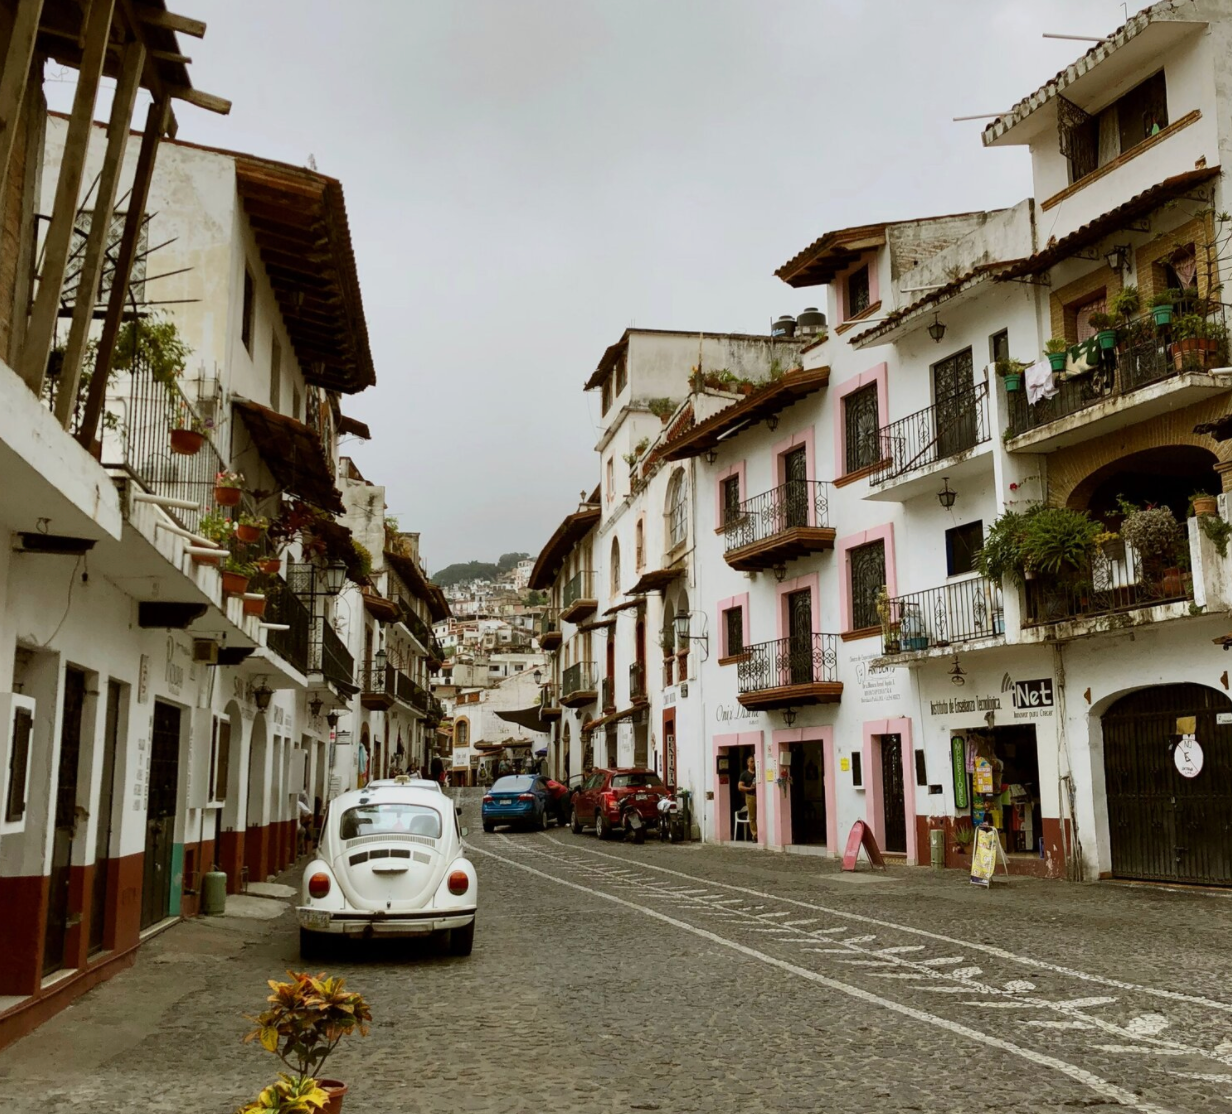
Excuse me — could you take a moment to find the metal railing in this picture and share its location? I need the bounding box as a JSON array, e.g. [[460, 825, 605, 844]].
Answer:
[[723, 480, 831, 553], [562, 571, 596, 610], [399, 600, 433, 649], [562, 661, 598, 699], [97, 349, 226, 535], [1007, 305, 1229, 438], [873, 383, 989, 485], [737, 634, 838, 695], [538, 609, 560, 641], [358, 661, 397, 700], [310, 617, 355, 691], [1022, 541, 1193, 626], [264, 576, 310, 675], [539, 682, 559, 710], [879, 577, 1003, 654], [629, 662, 646, 701], [401, 673, 429, 713]]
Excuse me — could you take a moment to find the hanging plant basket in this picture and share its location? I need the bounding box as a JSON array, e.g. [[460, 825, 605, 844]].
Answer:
[[1152, 304, 1174, 327], [235, 523, 263, 543], [1002, 372, 1024, 392], [257, 557, 282, 575], [1096, 328, 1118, 351], [214, 485, 242, 507], [242, 595, 267, 617], [1046, 351, 1068, 372], [221, 571, 250, 595], [170, 428, 205, 456]]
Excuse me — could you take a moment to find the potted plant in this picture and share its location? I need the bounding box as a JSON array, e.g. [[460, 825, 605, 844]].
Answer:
[[1093, 530, 1125, 562], [647, 397, 675, 423], [1190, 491, 1220, 518], [242, 971, 372, 1114], [975, 507, 1028, 586], [1110, 284, 1140, 320], [215, 469, 245, 507], [875, 586, 900, 653], [1088, 311, 1119, 351], [1018, 505, 1102, 581], [1172, 312, 1226, 371], [199, 511, 236, 547], [1120, 502, 1183, 590], [170, 400, 213, 456], [1044, 337, 1069, 372], [237, 1075, 331, 1113], [1198, 511, 1232, 558], [1151, 288, 1179, 328], [258, 556, 283, 575], [222, 555, 255, 596], [952, 818, 975, 858], [237, 513, 269, 544], [243, 594, 267, 618], [995, 357, 1029, 393]]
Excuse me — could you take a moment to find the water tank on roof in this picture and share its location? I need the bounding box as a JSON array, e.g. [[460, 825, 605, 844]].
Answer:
[[797, 307, 827, 335], [772, 315, 797, 337]]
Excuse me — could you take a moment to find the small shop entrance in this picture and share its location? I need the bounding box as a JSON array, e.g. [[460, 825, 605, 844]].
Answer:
[[716, 743, 755, 841], [43, 667, 87, 976], [955, 726, 1042, 858], [141, 701, 182, 931], [789, 742, 827, 845], [878, 734, 907, 854]]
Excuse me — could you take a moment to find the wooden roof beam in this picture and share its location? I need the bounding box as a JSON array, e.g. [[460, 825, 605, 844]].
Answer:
[[135, 5, 205, 37], [168, 84, 230, 114]]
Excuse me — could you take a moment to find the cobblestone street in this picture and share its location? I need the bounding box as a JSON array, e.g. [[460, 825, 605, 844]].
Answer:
[[3, 796, 1232, 1114]]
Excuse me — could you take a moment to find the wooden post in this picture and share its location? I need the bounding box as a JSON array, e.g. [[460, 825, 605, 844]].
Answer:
[[76, 98, 168, 449], [0, 0, 44, 198], [55, 39, 146, 428], [18, 0, 116, 393]]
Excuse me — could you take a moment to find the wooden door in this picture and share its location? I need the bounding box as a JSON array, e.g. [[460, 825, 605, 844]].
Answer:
[[43, 668, 86, 975], [787, 589, 813, 685], [783, 445, 809, 528], [880, 735, 907, 854], [141, 702, 181, 930], [88, 681, 122, 955]]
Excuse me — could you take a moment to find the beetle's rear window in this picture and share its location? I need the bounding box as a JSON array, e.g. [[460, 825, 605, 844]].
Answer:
[[339, 803, 442, 840]]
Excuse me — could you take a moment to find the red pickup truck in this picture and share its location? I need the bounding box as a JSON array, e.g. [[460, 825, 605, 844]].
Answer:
[[569, 768, 668, 839]]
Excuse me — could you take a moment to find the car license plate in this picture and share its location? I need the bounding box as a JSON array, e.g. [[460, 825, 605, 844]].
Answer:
[[300, 909, 330, 931]]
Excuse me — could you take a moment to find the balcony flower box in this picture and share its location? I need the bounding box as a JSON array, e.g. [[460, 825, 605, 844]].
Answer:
[[1173, 336, 1220, 371], [902, 635, 929, 652]]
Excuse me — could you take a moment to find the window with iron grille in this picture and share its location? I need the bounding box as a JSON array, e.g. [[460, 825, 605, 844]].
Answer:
[[846, 265, 870, 318], [849, 540, 886, 631], [946, 520, 983, 577], [723, 606, 744, 658], [843, 383, 880, 474], [635, 519, 645, 570], [989, 329, 1009, 366], [666, 469, 687, 550], [721, 475, 741, 525]]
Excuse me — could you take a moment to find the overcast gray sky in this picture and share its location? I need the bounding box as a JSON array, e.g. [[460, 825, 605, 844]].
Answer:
[[53, 1, 1130, 570]]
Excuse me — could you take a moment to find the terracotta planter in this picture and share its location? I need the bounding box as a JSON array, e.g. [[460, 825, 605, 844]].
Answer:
[[1173, 336, 1218, 371], [221, 571, 250, 595], [235, 523, 262, 543], [170, 428, 205, 456], [191, 552, 222, 567], [1192, 495, 1219, 517], [242, 596, 266, 617], [214, 485, 242, 507], [1161, 567, 1184, 598], [258, 557, 282, 575], [319, 1080, 347, 1114]]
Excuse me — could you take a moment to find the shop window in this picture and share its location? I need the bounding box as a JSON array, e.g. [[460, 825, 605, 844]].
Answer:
[[846, 265, 870, 318], [721, 475, 741, 526], [946, 520, 983, 577], [722, 606, 744, 658], [843, 383, 880, 475], [849, 540, 886, 631], [241, 267, 255, 354], [958, 727, 1041, 855]]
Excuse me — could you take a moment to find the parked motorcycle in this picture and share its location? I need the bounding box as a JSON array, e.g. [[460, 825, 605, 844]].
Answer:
[[618, 795, 647, 844], [656, 793, 687, 842]]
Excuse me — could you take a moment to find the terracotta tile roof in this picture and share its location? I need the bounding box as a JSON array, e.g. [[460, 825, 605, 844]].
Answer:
[[528, 505, 601, 591], [232, 397, 344, 514]]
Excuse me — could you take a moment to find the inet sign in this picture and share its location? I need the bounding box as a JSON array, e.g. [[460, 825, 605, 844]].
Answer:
[[1011, 677, 1055, 713]]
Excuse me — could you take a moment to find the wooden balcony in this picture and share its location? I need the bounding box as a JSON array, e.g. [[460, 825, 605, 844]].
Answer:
[[736, 634, 842, 711], [723, 481, 834, 572]]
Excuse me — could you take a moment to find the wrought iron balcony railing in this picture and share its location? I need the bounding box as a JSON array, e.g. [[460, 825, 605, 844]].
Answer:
[[1022, 541, 1192, 627], [879, 576, 1003, 655], [562, 571, 597, 610], [1006, 305, 1229, 439], [629, 661, 646, 701], [562, 661, 598, 700], [737, 634, 838, 695], [310, 616, 355, 691], [538, 609, 561, 643], [402, 672, 429, 713], [264, 576, 310, 675], [873, 383, 989, 486], [399, 600, 434, 650], [358, 662, 398, 700], [723, 480, 831, 553]]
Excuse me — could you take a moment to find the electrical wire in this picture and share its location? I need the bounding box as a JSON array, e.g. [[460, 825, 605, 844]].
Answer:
[[31, 556, 84, 650]]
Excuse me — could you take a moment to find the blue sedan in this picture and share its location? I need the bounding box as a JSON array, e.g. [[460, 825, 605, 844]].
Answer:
[[482, 775, 552, 832]]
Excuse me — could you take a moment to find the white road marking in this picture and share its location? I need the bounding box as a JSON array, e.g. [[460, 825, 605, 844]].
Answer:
[[918, 956, 964, 967], [1096, 1046, 1193, 1056], [783, 919, 818, 927], [1004, 981, 1036, 993], [1169, 1071, 1232, 1082], [755, 911, 791, 919], [877, 946, 926, 955], [952, 967, 983, 980], [469, 840, 1175, 1114], [540, 835, 1232, 1014], [1023, 1021, 1095, 1030], [1126, 1015, 1170, 1037]]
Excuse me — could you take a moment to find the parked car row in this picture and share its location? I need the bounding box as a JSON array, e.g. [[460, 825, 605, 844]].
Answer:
[[481, 768, 669, 840]]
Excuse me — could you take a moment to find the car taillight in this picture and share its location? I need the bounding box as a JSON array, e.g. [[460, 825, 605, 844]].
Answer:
[[518, 793, 534, 801], [308, 872, 331, 899], [601, 791, 617, 812], [482, 795, 493, 803], [448, 870, 469, 895]]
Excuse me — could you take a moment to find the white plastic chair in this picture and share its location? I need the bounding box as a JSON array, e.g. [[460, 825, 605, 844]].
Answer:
[[733, 806, 751, 841]]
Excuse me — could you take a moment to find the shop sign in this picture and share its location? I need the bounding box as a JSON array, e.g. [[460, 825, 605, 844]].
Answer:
[[164, 636, 188, 697], [853, 652, 903, 705], [970, 827, 999, 887], [138, 654, 150, 704], [715, 703, 758, 725], [663, 687, 677, 707], [929, 694, 1001, 716], [1009, 676, 1054, 714], [951, 737, 968, 810], [1174, 734, 1204, 778]]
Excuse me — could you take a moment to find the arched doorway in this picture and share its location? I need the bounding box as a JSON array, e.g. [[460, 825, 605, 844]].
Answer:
[[244, 714, 269, 881], [1068, 445, 1219, 523], [1101, 683, 1232, 885]]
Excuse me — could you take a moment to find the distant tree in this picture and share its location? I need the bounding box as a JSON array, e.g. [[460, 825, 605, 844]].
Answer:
[[497, 551, 530, 572], [524, 589, 546, 606]]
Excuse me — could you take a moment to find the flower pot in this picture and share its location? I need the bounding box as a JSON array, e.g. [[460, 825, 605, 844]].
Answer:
[[1096, 328, 1118, 351], [883, 639, 901, 654], [191, 551, 222, 567], [214, 484, 242, 507], [242, 596, 266, 617], [170, 428, 204, 456], [235, 523, 262, 543], [1152, 304, 1174, 327], [1161, 567, 1184, 597], [1023, 568, 1037, 581], [1002, 372, 1024, 392], [1192, 495, 1219, 517], [221, 571, 250, 595], [1046, 351, 1068, 372], [902, 635, 929, 652], [258, 557, 282, 575], [319, 1080, 348, 1114], [1173, 336, 1218, 371]]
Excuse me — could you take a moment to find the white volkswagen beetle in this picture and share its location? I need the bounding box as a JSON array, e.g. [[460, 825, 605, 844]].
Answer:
[[297, 783, 477, 958]]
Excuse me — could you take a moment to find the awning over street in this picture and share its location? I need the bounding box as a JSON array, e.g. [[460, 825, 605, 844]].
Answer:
[[495, 706, 549, 733], [233, 397, 344, 514]]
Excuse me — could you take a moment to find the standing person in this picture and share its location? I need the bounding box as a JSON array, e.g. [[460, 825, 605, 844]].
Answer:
[[738, 754, 758, 840]]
